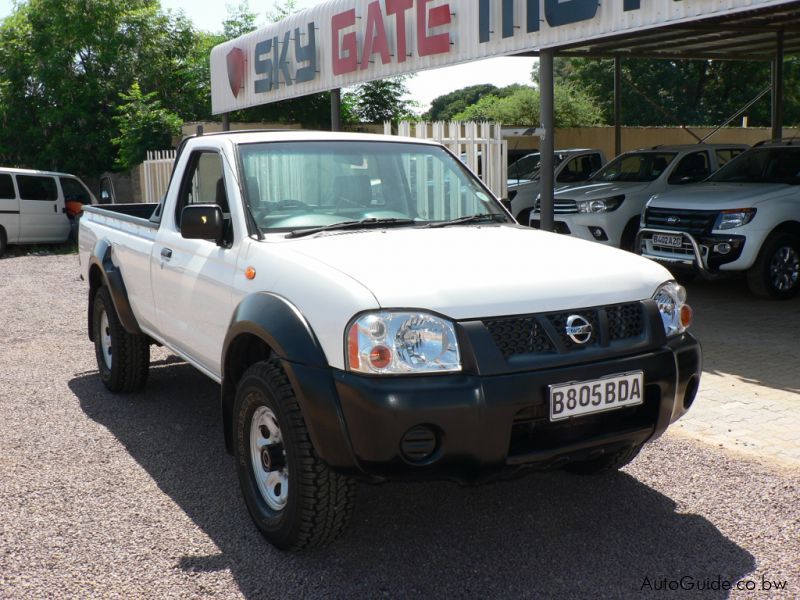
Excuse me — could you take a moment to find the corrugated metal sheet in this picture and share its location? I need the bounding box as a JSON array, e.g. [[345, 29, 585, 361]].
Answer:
[[210, 0, 798, 114]]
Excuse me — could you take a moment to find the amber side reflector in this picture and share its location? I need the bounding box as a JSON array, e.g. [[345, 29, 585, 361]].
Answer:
[[680, 304, 694, 329], [245, 267, 256, 280], [348, 325, 360, 370]]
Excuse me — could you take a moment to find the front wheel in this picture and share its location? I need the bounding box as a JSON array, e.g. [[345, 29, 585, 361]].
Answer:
[[747, 233, 800, 299], [234, 360, 355, 551], [92, 286, 149, 392]]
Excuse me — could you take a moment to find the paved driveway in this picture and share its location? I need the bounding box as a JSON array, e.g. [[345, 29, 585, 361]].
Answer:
[[671, 276, 800, 468]]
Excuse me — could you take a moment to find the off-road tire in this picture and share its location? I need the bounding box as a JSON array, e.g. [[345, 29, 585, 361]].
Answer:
[[92, 286, 150, 392], [746, 233, 800, 300], [234, 359, 355, 551], [563, 444, 643, 475]]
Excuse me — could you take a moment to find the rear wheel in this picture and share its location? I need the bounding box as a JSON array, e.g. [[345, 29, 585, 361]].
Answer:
[[563, 444, 642, 475], [92, 286, 150, 392], [747, 233, 800, 299], [234, 359, 355, 551]]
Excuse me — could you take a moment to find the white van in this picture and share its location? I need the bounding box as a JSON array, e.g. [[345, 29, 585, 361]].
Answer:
[[0, 167, 96, 256]]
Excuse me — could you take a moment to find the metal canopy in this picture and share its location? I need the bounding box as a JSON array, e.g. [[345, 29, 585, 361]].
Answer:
[[553, 2, 800, 60]]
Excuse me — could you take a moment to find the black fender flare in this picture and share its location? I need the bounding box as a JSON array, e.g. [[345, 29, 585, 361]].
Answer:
[[220, 293, 360, 472], [87, 239, 143, 340]]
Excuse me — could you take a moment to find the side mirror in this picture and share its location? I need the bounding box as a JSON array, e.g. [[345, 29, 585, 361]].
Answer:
[[181, 204, 224, 244], [100, 190, 111, 204], [500, 198, 513, 212]]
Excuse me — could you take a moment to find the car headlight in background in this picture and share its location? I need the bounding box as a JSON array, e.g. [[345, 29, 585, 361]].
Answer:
[[347, 312, 461, 374], [652, 281, 693, 337], [577, 195, 625, 213], [713, 208, 756, 230]]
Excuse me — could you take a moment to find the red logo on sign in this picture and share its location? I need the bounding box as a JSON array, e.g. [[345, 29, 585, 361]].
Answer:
[[227, 47, 246, 98]]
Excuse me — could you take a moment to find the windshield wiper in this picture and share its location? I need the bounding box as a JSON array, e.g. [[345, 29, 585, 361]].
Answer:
[[425, 213, 509, 228], [286, 217, 416, 239]]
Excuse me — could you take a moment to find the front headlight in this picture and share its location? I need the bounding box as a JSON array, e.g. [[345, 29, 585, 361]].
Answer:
[[713, 208, 756, 230], [652, 281, 693, 337], [577, 195, 625, 213], [346, 311, 461, 374]]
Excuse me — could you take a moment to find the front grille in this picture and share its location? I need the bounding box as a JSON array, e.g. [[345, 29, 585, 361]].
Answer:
[[483, 302, 645, 359], [554, 199, 578, 214], [644, 207, 718, 235], [485, 317, 554, 356], [534, 199, 579, 214]]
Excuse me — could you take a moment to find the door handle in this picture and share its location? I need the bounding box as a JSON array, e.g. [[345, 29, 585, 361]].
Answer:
[[54, 204, 58, 213], [160, 248, 173, 260]]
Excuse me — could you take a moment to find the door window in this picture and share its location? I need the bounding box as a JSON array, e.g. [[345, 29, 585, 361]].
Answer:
[[668, 152, 711, 184], [715, 148, 745, 167], [557, 155, 597, 183], [174, 151, 232, 242], [17, 175, 58, 201], [0, 174, 15, 199], [60, 177, 92, 204]]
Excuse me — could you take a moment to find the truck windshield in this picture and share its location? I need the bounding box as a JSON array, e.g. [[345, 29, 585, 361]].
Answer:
[[238, 141, 506, 232], [591, 152, 677, 183], [708, 147, 800, 185]]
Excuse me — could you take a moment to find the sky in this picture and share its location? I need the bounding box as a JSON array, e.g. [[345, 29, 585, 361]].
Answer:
[[0, 0, 537, 112]]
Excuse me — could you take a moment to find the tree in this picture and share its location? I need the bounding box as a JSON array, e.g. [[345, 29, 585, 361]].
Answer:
[[344, 77, 417, 124], [425, 84, 500, 121], [452, 84, 603, 126], [112, 83, 182, 170], [551, 57, 800, 127], [0, 0, 199, 175]]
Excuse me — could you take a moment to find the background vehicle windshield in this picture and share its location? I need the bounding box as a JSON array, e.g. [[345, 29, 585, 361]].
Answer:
[[508, 154, 540, 180], [708, 147, 800, 184], [239, 141, 504, 232], [591, 152, 677, 183]]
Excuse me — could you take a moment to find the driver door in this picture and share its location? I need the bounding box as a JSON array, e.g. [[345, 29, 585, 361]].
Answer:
[[151, 149, 239, 376]]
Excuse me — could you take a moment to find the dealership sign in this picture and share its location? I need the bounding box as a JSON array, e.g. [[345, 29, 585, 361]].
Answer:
[[210, 0, 789, 114]]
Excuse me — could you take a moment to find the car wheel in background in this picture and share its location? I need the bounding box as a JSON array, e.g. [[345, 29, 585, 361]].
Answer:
[[747, 233, 800, 300]]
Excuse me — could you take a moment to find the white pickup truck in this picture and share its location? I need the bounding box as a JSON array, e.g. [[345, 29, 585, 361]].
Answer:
[[638, 141, 800, 299], [79, 130, 701, 551]]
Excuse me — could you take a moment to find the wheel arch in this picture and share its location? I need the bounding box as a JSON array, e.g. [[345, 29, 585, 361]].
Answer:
[[220, 293, 358, 472], [87, 240, 142, 341], [768, 220, 800, 240]]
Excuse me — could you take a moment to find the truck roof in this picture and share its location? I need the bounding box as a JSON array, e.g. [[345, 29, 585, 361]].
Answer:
[[181, 129, 441, 148], [630, 143, 749, 152], [0, 166, 84, 178]]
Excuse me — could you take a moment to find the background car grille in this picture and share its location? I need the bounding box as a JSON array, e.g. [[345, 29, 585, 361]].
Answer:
[[534, 199, 579, 214], [644, 207, 718, 235], [483, 302, 645, 359]]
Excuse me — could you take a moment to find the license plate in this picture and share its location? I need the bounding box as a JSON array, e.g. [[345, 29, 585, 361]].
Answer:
[[652, 233, 683, 248], [549, 371, 644, 421]]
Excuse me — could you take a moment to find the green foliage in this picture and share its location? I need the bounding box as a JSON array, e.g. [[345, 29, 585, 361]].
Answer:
[[344, 77, 418, 124], [112, 83, 182, 170], [425, 84, 499, 121], [223, 1, 258, 38], [452, 84, 603, 127], [0, 0, 200, 175], [552, 57, 800, 127]]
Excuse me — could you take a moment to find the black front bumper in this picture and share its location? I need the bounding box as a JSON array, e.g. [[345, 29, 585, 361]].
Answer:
[[287, 332, 701, 483]]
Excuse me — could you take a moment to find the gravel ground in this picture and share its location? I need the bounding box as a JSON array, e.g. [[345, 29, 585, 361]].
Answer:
[[1, 252, 798, 599]]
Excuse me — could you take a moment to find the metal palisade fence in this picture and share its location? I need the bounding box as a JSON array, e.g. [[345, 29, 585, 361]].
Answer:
[[385, 121, 508, 201], [142, 150, 177, 203]]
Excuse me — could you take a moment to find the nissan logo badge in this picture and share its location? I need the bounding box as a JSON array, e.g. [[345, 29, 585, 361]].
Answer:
[[565, 315, 593, 345]]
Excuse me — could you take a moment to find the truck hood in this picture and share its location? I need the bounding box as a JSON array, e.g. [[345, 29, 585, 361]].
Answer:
[[281, 226, 671, 319], [649, 182, 794, 208], [555, 181, 652, 199]]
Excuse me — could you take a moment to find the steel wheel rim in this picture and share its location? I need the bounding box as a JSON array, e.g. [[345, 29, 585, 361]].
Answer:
[[770, 245, 800, 292], [250, 405, 289, 512], [100, 310, 112, 369]]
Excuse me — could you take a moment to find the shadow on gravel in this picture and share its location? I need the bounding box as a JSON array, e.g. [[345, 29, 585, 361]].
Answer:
[[72, 362, 755, 599]]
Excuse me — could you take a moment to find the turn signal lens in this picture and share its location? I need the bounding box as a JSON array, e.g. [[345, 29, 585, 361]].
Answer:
[[245, 266, 257, 280], [680, 304, 694, 329], [369, 345, 392, 369]]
